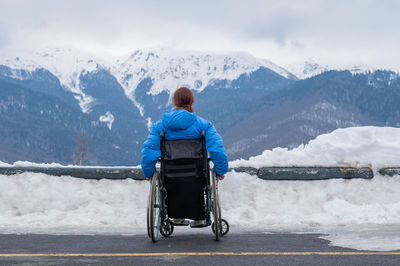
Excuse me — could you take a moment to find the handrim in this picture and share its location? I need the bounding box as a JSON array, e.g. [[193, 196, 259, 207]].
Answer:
[[212, 171, 221, 241]]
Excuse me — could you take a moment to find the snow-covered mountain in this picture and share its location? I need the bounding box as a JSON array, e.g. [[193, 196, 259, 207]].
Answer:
[[286, 59, 382, 79], [0, 48, 106, 113], [0, 47, 298, 165], [111, 48, 295, 108], [286, 60, 329, 79], [0, 47, 296, 115]]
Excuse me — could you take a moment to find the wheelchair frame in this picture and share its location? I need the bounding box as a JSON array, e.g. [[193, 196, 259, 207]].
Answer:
[[146, 131, 229, 242]]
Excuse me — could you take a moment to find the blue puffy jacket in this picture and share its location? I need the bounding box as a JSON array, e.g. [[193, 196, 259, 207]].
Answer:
[[141, 109, 229, 178]]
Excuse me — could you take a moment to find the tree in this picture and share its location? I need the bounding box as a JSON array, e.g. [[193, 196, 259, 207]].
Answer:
[[73, 135, 89, 166]]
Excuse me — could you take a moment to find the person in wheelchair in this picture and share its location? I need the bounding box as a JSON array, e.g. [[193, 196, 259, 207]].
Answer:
[[141, 86, 228, 232]]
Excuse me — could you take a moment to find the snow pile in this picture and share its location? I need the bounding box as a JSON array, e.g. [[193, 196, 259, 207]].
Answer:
[[221, 172, 400, 230], [230, 126, 400, 170], [0, 172, 148, 234], [0, 161, 11, 167], [0, 171, 399, 237]]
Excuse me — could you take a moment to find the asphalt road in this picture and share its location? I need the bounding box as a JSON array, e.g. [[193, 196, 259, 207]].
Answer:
[[0, 231, 399, 265]]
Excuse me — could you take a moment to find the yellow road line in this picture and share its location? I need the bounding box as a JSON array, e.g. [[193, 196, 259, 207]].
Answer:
[[1, 252, 400, 257]]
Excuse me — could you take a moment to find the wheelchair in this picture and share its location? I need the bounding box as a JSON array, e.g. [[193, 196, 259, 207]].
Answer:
[[146, 131, 229, 242]]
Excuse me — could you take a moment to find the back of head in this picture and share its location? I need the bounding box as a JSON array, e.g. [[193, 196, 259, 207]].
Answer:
[[173, 87, 194, 113]]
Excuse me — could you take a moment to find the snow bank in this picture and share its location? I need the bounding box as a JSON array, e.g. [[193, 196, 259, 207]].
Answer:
[[230, 126, 400, 170], [221, 172, 400, 230], [0, 161, 11, 167], [1, 171, 400, 235], [0, 172, 148, 234]]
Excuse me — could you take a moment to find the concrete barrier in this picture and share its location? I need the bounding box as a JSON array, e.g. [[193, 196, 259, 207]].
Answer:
[[379, 168, 400, 177], [231, 167, 373, 180], [257, 167, 373, 180], [0, 166, 376, 181], [0, 167, 145, 180]]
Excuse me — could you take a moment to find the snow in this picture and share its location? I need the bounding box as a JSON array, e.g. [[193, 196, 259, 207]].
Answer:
[[319, 225, 400, 251], [13, 161, 66, 168], [230, 126, 400, 170], [110, 47, 294, 111], [0, 161, 11, 167], [99, 111, 114, 130], [286, 59, 384, 79], [146, 117, 153, 131], [0, 172, 147, 234], [0, 171, 399, 250], [223, 172, 400, 228], [4, 161, 140, 169], [286, 59, 330, 79]]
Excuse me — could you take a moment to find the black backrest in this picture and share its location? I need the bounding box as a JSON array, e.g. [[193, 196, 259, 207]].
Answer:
[[164, 139, 203, 160], [160, 131, 209, 182]]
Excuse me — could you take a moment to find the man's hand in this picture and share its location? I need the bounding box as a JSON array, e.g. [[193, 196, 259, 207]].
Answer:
[[146, 178, 150, 181], [217, 174, 225, 180]]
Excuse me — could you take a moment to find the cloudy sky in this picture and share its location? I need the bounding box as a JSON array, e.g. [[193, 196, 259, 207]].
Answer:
[[0, 0, 399, 69]]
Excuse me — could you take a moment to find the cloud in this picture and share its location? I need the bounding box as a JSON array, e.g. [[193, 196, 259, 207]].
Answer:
[[0, 0, 399, 69]]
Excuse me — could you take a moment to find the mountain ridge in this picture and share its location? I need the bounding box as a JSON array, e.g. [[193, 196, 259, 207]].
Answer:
[[0, 47, 296, 115], [285, 59, 395, 79]]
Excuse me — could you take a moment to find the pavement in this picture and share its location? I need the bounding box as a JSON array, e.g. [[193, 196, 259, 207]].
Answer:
[[0, 231, 399, 265]]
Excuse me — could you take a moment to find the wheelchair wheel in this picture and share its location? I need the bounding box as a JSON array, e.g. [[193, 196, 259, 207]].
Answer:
[[160, 219, 174, 237], [212, 219, 229, 236], [147, 173, 161, 242], [211, 171, 221, 241]]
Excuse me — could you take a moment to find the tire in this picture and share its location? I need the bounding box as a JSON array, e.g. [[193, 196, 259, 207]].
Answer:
[[213, 219, 229, 236], [147, 173, 161, 242], [211, 171, 221, 241], [147, 207, 151, 238], [160, 219, 174, 237]]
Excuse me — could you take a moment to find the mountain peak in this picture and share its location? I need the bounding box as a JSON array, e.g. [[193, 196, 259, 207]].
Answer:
[[111, 47, 295, 99], [0, 47, 106, 113], [286, 59, 387, 79]]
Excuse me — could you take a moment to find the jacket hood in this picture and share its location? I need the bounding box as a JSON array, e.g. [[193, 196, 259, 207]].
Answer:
[[162, 109, 196, 131]]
